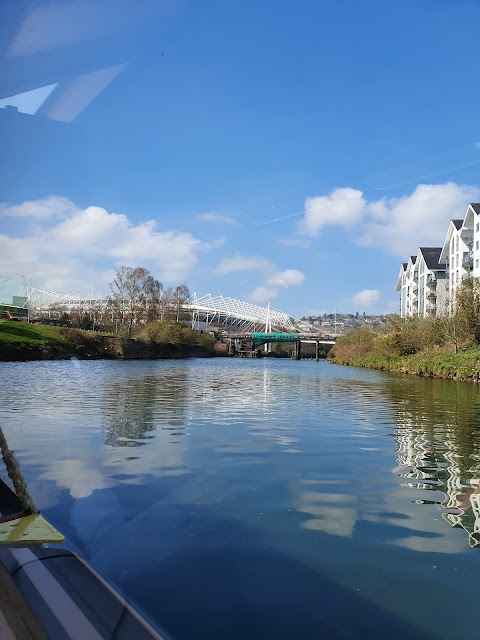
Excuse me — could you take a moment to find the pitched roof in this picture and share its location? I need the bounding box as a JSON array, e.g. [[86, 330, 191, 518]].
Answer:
[[402, 262, 407, 269], [410, 255, 416, 263], [453, 219, 463, 230], [470, 203, 480, 215], [419, 247, 444, 271]]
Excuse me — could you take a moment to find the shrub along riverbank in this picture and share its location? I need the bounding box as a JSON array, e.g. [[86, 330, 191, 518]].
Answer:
[[0, 321, 220, 361], [328, 316, 480, 382], [329, 279, 480, 382]]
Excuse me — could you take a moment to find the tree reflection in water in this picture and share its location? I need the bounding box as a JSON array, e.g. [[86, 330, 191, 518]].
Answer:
[[101, 369, 190, 448]]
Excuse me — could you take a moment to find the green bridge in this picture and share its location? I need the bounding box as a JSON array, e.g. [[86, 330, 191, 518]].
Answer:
[[227, 332, 336, 359], [251, 332, 300, 348]]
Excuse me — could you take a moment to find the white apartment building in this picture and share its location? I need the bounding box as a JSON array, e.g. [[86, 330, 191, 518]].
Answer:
[[439, 219, 466, 304], [397, 203, 480, 317], [439, 204, 480, 302], [396, 248, 447, 318], [396, 255, 416, 317], [396, 262, 408, 318]]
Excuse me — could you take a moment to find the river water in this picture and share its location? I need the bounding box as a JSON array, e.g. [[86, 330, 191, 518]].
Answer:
[[1, 357, 480, 639]]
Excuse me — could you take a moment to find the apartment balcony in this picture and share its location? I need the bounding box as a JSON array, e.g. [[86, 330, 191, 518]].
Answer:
[[463, 251, 473, 268], [426, 275, 437, 288], [412, 282, 418, 292], [426, 290, 437, 300], [462, 272, 471, 281]]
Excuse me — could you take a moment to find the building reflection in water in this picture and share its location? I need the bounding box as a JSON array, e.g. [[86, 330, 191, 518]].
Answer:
[[390, 378, 480, 548]]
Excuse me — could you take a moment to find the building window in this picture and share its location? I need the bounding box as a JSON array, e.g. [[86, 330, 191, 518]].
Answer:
[[476, 222, 479, 233], [476, 259, 479, 269], [476, 241, 479, 250]]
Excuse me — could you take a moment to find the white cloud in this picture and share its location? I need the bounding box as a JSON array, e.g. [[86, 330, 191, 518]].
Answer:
[[0, 196, 211, 292], [0, 195, 78, 220], [248, 269, 304, 303], [360, 183, 480, 255], [266, 269, 305, 288], [218, 256, 305, 304], [216, 255, 274, 274], [352, 289, 380, 308], [249, 286, 279, 303], [197, 212, 236, 224], [298, 182, 480, 257], [202, 235, 227, 250], [300, 187, 366, 237]]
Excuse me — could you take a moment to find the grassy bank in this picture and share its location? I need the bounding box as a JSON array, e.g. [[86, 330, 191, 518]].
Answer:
[[0, 322, 73, 360], [328, 318, 480, 382], [0, 321, 219, 361], [330, 346, 480, 381]]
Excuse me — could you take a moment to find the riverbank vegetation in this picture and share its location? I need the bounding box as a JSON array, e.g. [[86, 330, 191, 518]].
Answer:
[[0, 321, 218, 362], [33, 265, 193, 336], [329, 279, 480, 381]]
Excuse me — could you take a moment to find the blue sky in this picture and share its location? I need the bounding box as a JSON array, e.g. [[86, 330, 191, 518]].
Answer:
[[1, 0, 480, 316]]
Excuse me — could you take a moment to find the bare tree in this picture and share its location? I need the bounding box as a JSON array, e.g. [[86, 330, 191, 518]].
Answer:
[[160, 286, 174, 322], [143, 275, 163, 323], [173, 284, 190, 322], [455, 277, 480, 345], [109, 266, 150, 337], [108, 266, 191, 334], [437, 278, 480, 353]]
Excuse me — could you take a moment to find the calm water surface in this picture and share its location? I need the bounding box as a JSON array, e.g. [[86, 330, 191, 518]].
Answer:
[[1, 358, 480, 639]]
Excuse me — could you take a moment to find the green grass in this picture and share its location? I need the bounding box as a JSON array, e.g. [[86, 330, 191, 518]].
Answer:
[[0, 321, 216, 361], [0, 322, 68, 346], [330, 346, 480, 381], [0, 322, 73, 360]]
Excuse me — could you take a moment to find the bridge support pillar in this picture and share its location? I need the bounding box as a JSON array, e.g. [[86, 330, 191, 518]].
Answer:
[[293, 338, 301, 360], [315, 341, 319, 361]]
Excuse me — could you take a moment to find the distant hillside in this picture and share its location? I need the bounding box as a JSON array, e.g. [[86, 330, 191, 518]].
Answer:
[[301, 313, 388, 334]]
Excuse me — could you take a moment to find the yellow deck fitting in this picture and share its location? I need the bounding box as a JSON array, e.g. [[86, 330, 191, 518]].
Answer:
[[0, 514, 64, 544]]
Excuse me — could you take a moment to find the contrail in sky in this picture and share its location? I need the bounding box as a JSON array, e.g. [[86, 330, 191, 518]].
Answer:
[[238, 209, 305, 227], [375, 159, 480, 191]]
